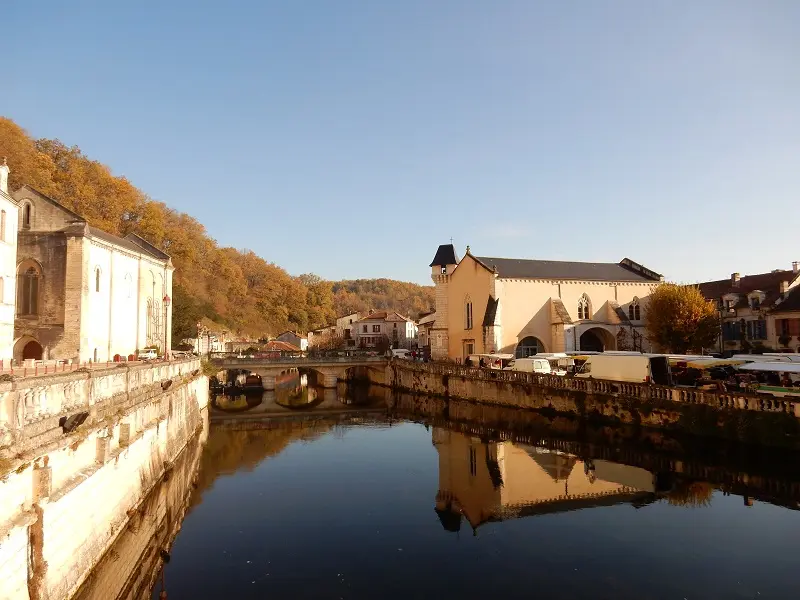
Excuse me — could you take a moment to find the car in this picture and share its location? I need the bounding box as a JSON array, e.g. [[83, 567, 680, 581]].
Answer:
[[138, 349, 158, 361]]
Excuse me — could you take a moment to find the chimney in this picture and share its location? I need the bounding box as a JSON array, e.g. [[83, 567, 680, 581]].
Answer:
[[731, 273, 740, 287], [0, 158, 9, 194], [793, 261, 799, 274], [780, 281, 788, 295]]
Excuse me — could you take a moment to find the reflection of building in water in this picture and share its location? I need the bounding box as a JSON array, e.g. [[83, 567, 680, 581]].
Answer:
[[433, 428, 655, 532]]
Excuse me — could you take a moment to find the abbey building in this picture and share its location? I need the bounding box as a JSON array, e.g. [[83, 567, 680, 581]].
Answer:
[[11, 185, 173, 362]]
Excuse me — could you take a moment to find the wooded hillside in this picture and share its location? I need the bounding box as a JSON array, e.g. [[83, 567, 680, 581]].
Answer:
[[0, 117, 434, 339]]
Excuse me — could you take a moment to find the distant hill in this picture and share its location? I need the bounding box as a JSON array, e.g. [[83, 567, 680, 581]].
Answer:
[[0, 117, 433, 339], [332, 279, 434, 320]]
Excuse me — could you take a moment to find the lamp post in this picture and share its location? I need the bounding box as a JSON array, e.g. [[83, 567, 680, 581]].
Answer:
[[162, 294, 171, 360]]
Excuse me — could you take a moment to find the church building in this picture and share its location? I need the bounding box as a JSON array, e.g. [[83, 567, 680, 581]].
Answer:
[[0, 160, 20, 362], [428, 244, 663, 361], [12, 186, 174, 362]]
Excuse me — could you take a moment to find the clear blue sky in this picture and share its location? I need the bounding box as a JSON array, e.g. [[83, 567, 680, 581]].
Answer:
[[6, 1, 800, 285]]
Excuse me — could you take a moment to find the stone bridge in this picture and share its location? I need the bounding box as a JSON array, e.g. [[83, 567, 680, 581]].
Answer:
[[209, 352, 389, 389]]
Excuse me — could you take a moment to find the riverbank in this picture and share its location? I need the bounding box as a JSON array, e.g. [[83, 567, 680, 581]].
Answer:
[[0, 359, 208, 600], [382, 361, 800, 449]]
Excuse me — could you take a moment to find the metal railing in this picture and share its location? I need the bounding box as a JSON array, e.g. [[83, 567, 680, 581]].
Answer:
[[209, 349, 390, 363]]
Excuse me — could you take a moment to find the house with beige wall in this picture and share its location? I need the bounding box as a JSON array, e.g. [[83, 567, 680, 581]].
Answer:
[[12, 186, 173, 362], [352, 311, 418, 349], [0, 160, 19, 363], [698, 264, 800, 354], [428, 244, 662, 361]]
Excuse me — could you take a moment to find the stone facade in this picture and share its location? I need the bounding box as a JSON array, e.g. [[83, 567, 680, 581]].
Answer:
[[429, 244, 662, 361], [0, 160, 19, 362], [11, 186, 174, 362]]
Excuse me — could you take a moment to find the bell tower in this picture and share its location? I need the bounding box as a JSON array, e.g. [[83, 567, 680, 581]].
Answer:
[[429, 244, 459, 360]]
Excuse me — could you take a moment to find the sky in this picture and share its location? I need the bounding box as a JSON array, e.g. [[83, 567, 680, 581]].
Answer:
[[5, 0, 800, 285]]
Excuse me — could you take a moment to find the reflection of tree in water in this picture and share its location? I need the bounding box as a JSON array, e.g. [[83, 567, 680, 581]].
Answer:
[[667, 481, 714, 507], [190, 422, 333, 507]]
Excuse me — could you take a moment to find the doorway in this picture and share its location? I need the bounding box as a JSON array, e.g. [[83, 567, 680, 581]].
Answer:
[[22, 340, 43, 360]]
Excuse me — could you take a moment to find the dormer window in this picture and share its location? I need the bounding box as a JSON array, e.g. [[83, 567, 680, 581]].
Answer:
[[747, 290, 765, 311]]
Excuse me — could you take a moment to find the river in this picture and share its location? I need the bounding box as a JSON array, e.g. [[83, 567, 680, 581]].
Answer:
[[75, 373, 800, 599]]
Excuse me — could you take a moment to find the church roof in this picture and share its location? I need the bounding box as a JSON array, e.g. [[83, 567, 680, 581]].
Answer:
[[429, 244, 459, 267], [86, 226, 169, 262], [473, 256, 660, 282], [124, 233, 171, 260]]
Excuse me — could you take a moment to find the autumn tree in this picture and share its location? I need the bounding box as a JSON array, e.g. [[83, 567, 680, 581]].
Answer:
[[644, 283, 719, 353]]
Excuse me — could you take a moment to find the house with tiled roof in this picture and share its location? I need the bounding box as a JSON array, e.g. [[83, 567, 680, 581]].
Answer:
[[428, 244, 663, 361], [697, 264, 800, 353], [275, 330, 308, 351], [352, 310, 418, 349]]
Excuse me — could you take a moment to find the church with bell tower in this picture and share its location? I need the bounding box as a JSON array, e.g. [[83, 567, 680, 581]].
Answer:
[[428, 243, 663, 362]]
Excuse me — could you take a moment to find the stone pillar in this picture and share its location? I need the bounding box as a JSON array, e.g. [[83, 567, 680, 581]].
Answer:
[[119, 422, 132, 446], [322, 372, 338, 388], [96, 436, 111, 464], [323, 387, 338, 405], [32, 466, 52, 502], [261, 374, 276, 390]]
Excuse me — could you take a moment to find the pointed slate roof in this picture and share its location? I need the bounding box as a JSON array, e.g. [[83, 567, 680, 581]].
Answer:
[[430, 244, 459, 267]]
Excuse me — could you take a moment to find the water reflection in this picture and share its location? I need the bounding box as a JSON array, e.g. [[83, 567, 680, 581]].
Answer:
[[67, 386, 800, 600], [433, 428, 657, 532], [211, 370, 388, 417]]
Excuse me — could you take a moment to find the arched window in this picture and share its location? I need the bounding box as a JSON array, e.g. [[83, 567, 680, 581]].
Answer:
[[577, 294, 591, 320], [22, 203, 31, 229], [0, 210, 6, 242], [95, 267, 101, 292], [465, 295, 473, 329], [629, 297, 641, 321], [146, 298, 154, 343], [17, 263, 41, 316], [516, 336, 544, 358]]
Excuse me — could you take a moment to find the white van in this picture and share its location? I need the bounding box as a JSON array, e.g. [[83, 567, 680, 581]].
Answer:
[[506, 357, 552, 375], [391, 348, 411, 359], [575, 354, 672, 385]]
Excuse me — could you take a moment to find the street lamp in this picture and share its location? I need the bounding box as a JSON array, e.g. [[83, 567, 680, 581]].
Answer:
[[162, 294, 171, 360]]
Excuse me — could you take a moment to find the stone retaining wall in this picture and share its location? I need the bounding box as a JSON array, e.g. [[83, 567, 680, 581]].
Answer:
[[384, 361, 800, 449], [0, 359, 207, 600]]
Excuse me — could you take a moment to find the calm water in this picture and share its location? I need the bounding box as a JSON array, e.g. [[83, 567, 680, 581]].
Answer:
[[136, 379, 800, 600]]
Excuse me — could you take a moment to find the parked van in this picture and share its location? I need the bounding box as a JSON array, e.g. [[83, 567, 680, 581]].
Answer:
[[506, 357, 552, 375], [137, 349, 158, 361], [391, 348, 411, 359], [575, 354, 672, 385]]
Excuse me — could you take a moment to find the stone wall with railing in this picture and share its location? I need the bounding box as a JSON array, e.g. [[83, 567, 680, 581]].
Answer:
[[0, 357, 207, 600], [0, 358, 201, 454], [386, 361, 800, 448]]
